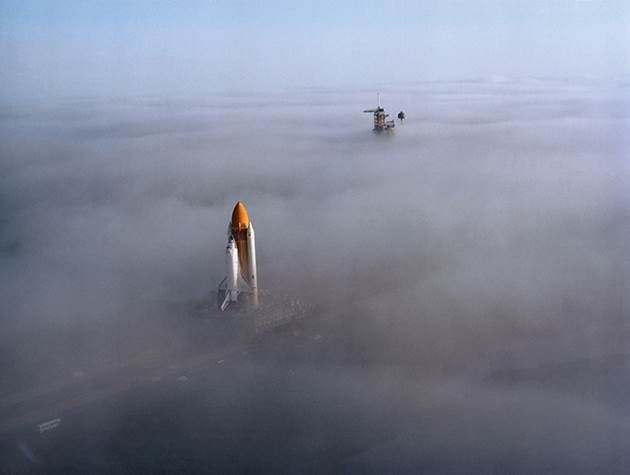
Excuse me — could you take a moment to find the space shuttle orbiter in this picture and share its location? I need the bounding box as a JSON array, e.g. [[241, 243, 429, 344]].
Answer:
[[218, 201, 259, 311]]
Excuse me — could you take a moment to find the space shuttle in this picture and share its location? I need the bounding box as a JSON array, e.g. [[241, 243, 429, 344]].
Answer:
[[218, 201, 259, 311]]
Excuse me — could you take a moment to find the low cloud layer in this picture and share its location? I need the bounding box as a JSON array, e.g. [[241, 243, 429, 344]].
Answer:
[[1, 78, 629, 471]]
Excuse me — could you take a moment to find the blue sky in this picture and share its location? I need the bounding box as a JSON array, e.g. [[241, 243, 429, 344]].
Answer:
[[1, 0, 629, 98]]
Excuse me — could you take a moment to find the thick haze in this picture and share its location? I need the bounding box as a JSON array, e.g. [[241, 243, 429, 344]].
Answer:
[[1, 1, 630, 472], [2, 79, 630, 470], [1, 0, 629, 99], [2, 79, 628, 349]]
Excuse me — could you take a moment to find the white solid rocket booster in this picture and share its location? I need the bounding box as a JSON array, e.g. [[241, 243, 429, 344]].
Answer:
[[219, 201, 259, 311], [223, 236, 239, 310], [246, 222, 258, 307]]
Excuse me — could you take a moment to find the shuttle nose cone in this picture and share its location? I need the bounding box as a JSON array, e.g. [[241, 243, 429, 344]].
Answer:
[[231, 201, 250, 232]]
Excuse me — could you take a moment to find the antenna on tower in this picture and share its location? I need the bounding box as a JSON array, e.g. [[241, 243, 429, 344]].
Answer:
[[377, 92, 381, 108]]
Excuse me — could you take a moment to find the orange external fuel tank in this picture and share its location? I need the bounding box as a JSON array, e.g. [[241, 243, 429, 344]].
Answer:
[[230, 201, 250, 282]]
